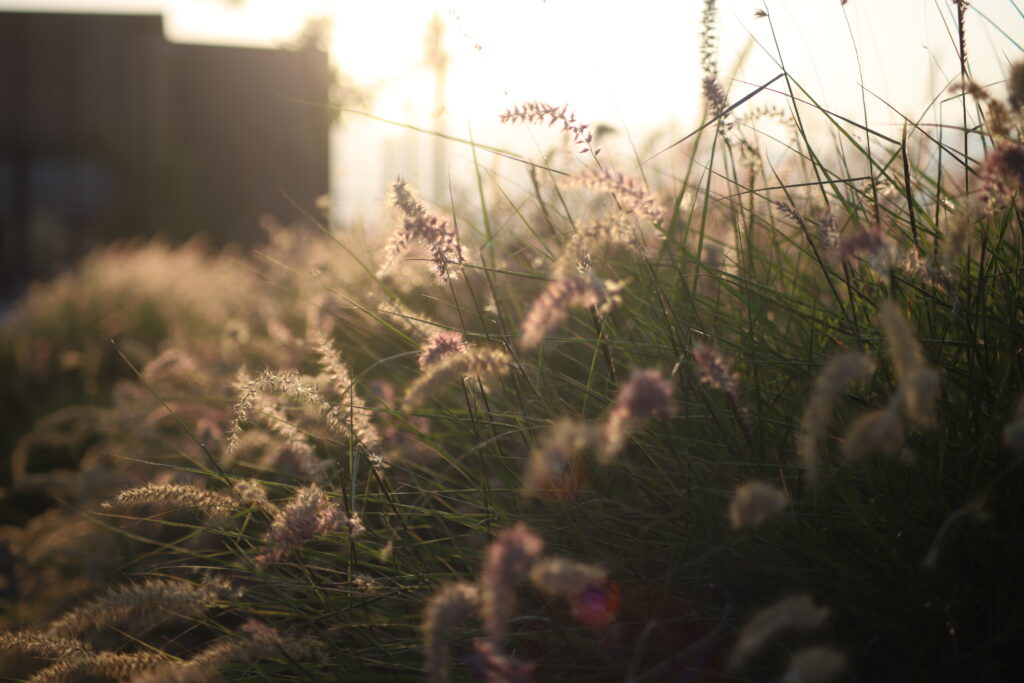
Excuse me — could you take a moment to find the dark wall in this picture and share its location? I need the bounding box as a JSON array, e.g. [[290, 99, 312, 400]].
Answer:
[[0, 11, 330, 298]]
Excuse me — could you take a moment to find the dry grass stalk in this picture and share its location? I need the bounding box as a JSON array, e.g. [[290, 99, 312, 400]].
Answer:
[[45, 577, 234, 638], [480, 524, 544, 644], [797, 352, 875, 485], [520, 273, 625, 350], [728, 595, 830, 672], [567, 169, 663, 224], [499, 101, 597, 155], [378, 179, 467, 284], [422, 583, 480, 683], [782, 646, 848, 683], [402, 347, 511, 409], [728, 481, 790, 530]]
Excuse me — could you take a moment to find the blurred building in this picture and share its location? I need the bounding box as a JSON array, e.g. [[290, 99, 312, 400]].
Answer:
[[0, 10, 331, 299]]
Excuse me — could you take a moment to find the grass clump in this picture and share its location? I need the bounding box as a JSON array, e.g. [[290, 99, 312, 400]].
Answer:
[[3, 7, 1024, 682]]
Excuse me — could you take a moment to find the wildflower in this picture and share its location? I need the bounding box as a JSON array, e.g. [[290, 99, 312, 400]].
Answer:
[[519, 273, 625, 350], [521, 420, 594, 500], [782, 647, 848, 683], [499, 101, 597, 155], [420, 331, 469, 369], [728, 595, 830, 672], [528, 557, 607, 599], [378, 179, 467, 284], [567, 169, 662, 223], [480, 524, 544, 643], [796, 352, 875, 485], [403, 346, 511, 409], [255, 484, 349, 568], [600, 368, 675, 464], [569, 581, 622, 630], [467, 638, 536, 683], [729, 481, 790, 529], [692, 343, 739, 398], [423, 583, 480, 683], [101, 483, 237, 523]]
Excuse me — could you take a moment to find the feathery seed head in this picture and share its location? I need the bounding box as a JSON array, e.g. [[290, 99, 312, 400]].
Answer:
[[797, 352, 876, 485], [693, 343, 739, 398], [420, 331, 469, 369], [467, 638, 536, 683], [520, 273, 625, 350], [480, 524, 544, 643], [729, 481, 790, 529], [102, 483, 236, 523], [0, 631, 93, 659], [423, 583, 480, 683], [1003, 395, 1024, 454], [878, 300, 925, 383], [841, 405, 905, 461], [728, 595, 830, 672], [379, 179, 467, 284], [1009, 60, 1024, 111], [782, 647, 848, 683], [567, 169, 663, 224], [979, 142, 1024, 206], [598, 368, 671, 464], [839, 223, 897, 273], [528, 557, 607, 599], [617, 368, 676, 421], [521, 420, 594, 500], [403, 346, 511, 409], [599, 368, 674, 464], [255, 484, 348, 568], [499, 101, 597, 156], [45, 577, 234, 638]]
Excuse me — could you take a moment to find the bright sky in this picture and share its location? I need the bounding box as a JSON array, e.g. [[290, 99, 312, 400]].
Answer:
[[4, 0, 1023, 223]]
